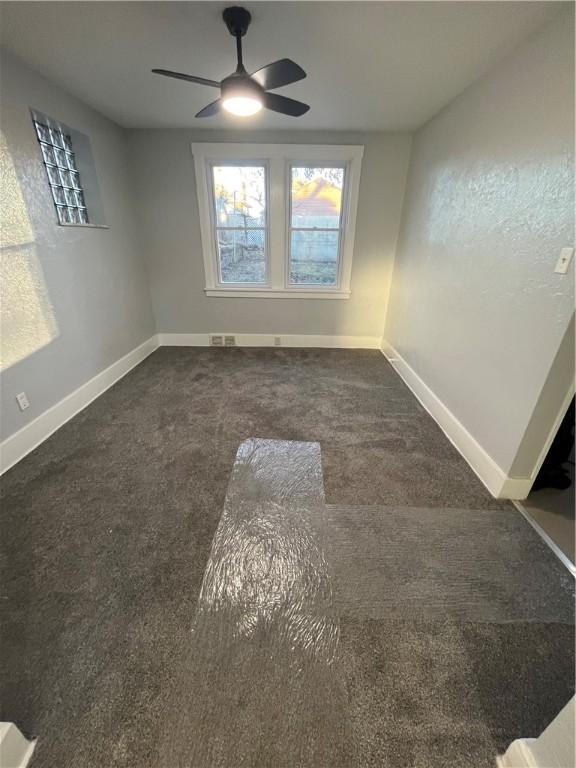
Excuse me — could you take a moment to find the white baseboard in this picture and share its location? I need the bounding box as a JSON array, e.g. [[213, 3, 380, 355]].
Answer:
[[498, 698, 575, 767], [497, 739, 538, 768], [0, 723, 36, 768], [381, 340, 532, 499], [157, 333, 209, 346], [499, 476, 533, 499], [0, 336, 159, 474], [159, 333, 381, 349]]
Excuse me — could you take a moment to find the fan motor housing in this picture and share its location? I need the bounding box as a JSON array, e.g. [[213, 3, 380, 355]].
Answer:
[[221, 72, 263, 100]]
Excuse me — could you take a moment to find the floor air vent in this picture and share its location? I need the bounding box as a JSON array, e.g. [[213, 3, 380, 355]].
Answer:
[[210, 335, 224, 346]]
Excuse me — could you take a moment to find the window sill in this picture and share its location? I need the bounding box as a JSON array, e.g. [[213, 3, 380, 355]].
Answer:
[[57, 223, 109, 229], [205, 288, 351, 300]]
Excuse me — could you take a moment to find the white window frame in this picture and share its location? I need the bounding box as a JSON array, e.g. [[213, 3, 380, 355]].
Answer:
[[192, 143, 364, 299]]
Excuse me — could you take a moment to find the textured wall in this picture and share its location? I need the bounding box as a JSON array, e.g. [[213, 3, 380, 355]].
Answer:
[[0, 51, 155, 440], [128, 129, 411, 339], [385, 9, 574, 475]]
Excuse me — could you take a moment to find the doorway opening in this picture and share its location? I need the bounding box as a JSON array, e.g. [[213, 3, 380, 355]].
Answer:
[[521, 398, 575, 565]]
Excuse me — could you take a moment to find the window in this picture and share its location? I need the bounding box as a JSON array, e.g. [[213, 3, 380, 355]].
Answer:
[[211, 164, 267, 284], [193, 144, 363, 299], [31, 110, 107, 228], [289, 166, 345, 287], [33, 118, 89, 225]]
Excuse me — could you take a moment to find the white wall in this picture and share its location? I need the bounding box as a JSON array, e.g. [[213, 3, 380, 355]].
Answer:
[[0, 51, 155, 441], [128, 129, 411, 339], [385, 8, 574, 479]]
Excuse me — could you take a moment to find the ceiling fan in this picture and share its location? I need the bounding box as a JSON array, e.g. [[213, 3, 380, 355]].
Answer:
[[152, 6, 309, 118]]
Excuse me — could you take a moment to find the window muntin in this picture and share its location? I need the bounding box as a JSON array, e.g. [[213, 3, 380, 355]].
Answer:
[[33, 119, 89, 226], [288, 166, 345, 287], [211, 164, 267, 285]]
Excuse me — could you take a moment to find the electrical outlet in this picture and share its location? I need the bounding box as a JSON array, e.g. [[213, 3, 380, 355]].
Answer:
[[224, 335, 236, 347], [554, 247, 574, 275], [274, 336, 282, 346], [16, 392, 30, 411]]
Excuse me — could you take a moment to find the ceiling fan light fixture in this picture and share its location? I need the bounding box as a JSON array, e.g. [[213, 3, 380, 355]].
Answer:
[[222, 94, 262, 116], [221, 74, 263, 117]]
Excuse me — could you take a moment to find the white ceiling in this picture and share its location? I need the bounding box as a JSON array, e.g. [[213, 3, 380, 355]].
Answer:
[[0, 1, 563, 131]]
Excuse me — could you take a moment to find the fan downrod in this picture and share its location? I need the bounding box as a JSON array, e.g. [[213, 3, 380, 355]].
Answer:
[[223, 6, 252, 38]]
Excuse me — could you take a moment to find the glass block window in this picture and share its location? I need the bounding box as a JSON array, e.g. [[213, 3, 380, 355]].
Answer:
[[33, 119, 89, 225], [211, 164, 267, 284], [288, 166, 345, 286]]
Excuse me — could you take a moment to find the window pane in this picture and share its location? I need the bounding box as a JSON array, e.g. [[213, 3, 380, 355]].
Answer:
[[52, 186, 66, 205], [46, 165, 60, 185], [290, 230, 339, 286], [291, 167, 344, 228], [212, 165, 266, 227], [217, 229, 266, 284], [35, 122, 51, 143], [57, 206, 70, 224], [59, 168, 72, 188], [41, 143, 56, 165], [54, 147, 68, 168], [50, 128, 65, 148]]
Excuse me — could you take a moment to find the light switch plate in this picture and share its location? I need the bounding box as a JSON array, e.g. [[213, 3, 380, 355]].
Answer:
[[16, 392, 30, 411], [554, 246, 574, 274]]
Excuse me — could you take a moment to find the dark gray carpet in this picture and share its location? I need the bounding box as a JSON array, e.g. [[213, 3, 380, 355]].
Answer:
[[322, 504, 574, 622], [0, 348, 573, 767], [158, 436, 573, 768]]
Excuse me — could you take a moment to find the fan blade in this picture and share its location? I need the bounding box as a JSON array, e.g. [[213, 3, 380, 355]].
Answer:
[[263, 92, 309, 117], [195, 99, 222, 118], [251, 58, 306, 91], [152, 69, 220, 88]]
